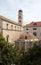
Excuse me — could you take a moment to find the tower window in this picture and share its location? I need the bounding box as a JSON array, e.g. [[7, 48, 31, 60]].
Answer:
[[19, 20, 21, 22], [33, 32, 37, 36], [19, 16, 21, 18], [15, 26, 16, 30]]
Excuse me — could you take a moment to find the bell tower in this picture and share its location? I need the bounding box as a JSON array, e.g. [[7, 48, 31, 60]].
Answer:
[[18, 9, 23, 26]]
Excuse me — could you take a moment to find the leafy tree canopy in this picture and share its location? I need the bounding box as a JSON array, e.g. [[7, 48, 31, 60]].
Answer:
[[20, 44, 41, 65], [0, 34, 18, 65]]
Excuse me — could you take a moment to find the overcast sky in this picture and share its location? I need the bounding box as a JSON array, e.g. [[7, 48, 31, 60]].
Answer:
[[0, 0, 41, 25]]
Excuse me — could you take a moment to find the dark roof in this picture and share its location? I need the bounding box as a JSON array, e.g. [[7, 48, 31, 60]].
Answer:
[[19, 9, 23, 12]]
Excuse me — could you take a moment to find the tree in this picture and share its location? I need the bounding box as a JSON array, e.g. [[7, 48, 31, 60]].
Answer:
[[0, 34, 41, 65], [0, 34, 18, 65], [19, 44, 41, 65]]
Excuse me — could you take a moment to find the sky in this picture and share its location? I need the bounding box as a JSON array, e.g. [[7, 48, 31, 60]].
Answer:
[[0, 0, 41, 25]]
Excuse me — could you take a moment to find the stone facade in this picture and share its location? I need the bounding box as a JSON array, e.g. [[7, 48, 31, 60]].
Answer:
[[15, 34, 38, 51], [0, 16, 23, 43], [15, 39, 39, 51], [24, 22, 41, 41]]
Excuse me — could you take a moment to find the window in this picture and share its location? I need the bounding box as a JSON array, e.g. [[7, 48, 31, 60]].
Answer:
[[15, 26, 16, 30], [6, 24, 8, 29], [26, 28, 28, 30], [25, 36, 27, 39], [19, 16, 21, 18], [19, 20, 21, 22], [33, 32, 37, 36], [11, 25, 13, 30], [33, 28, 37, 30]]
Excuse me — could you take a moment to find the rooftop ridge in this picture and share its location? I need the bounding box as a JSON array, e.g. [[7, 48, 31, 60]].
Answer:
[[25, 21, 41, 27], [0, 15, 20, 26]]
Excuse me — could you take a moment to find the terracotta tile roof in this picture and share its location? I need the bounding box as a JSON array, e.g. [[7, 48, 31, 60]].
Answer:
[[25, 22, 41, 27]]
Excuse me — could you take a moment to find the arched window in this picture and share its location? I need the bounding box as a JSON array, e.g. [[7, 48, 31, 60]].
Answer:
[[19, 20, 21, 22], [19, 16, 21, 19], [6, 35, 9, 42], [15, 26, 16, 30], [25, 36, 27, 39], [33, 32, 37, 36], [11, 25, 13, 30], [6, 24, 8, 29]]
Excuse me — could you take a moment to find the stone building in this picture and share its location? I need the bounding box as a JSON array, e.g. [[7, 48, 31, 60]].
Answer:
[[24, 22, 41, 41], [0, 9, 23, 43], [15, 34, 38, 51]]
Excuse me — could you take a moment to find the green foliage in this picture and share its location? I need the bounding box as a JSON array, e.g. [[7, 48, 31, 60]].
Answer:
[[19, 44, 41, 65], [0, 34, 18, 65], [0, 34, 41, 65]]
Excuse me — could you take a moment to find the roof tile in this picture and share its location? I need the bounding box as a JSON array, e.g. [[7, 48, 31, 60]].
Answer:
[[26, 22, 41, 27]]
